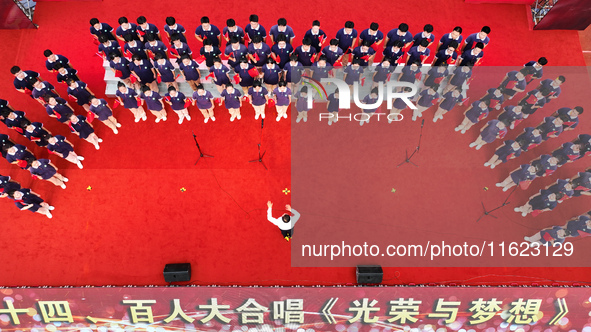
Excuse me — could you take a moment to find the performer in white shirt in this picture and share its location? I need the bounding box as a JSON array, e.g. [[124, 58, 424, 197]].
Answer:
[[267, 201, 301, 241]]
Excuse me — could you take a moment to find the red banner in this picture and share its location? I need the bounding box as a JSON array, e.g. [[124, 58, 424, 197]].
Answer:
[[0, 287, 588, 330]]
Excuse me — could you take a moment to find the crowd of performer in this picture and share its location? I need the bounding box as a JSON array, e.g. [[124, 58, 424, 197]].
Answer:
[[1, 15, 589, 246]]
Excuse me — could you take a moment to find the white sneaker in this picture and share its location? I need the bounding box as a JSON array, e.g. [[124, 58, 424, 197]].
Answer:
[[77, 161, 83, 169], [78, 156, 84, 161], [211, 116, 216, 121], [162, 117, 167, 122], [63, 177, 69, 182], [328, 120, 332, 126], [262, 114, 265, 119], [461, 129, 466, 134], [303, 117, 307, 122], [360, 120, 364, 126], [48, 206, 55, 211], [524, 236, 531, 242], [503, 186, 509, 192], [522, 212, 527, 217], [135, 117, 140, 123], [475, 145, 482, 150], [142, 115, 147, 121], [155, 117, 161, 123], [454, 127, 461, 132], [514, 207, 520, 212], [491, 164, 496, 169], [113, 129, 119, 134], [47, 212, 53, 219], [60, 183, 66, 189], [412, 116, 417, 121], [484, 162, 490, 167], [283, 113, 287, 119], [98, 138, 103, 143], [230, 116, 235, 122], [276, 117, 281, 122], [296, 117, 301, 123], [433, 118, 438, 123], [204, 117, 209, 123], [469, 142, 477, 148], [95, 145, 100, 150], [186, 115, 191, 121], [255, 113, 260, 120], [495, 183, 502, 187], [116, 123, 122, 128], [178, 117, 184, 124], [237, 114, 241, 120]]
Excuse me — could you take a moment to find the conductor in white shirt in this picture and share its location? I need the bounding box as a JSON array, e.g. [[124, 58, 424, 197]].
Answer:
[[267, 201, 301, 241]]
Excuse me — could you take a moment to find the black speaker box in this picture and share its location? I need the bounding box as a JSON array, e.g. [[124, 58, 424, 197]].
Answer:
[[163, 263, 191, 282], [356, 265, 383, 284]]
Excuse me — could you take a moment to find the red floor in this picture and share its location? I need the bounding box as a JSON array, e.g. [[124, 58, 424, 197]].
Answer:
[[0, 0, 589, 286]]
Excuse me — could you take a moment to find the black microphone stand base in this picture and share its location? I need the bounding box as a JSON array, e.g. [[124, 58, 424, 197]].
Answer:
[[249, 144, 267, 170], [192, 131, 214, 165], [397, 148, 419, 168]]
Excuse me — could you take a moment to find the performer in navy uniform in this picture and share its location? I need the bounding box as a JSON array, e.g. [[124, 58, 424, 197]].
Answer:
[[553, 106, 583, 131], [413, 84, 440, 121], [178, 56, 201, 92], [383, 41, 404, 65], [116, 17, 139, 42], [496, 164, 537, 192], [478, 87, 504, 112], [219, 85, 243, 121], [115, 82, 146, 122], [351, 40, 376, 66], [169, 34, 192, 59], [24, 122, 51, 147], [571, 169, 591, 197], [523, 57, 547, 84], [485, 140, 521, 169], [321, 39, 344, 66], [123, 34, 148, 60], [270, 34, 294, 69], [248, 80, 269, 120], [98, 34, 121, 61], [552, 142, 580, 166], [273, 81, 291, 121], [344, 59, 365, 92], [245, 15, 267, 44], [515, 189, 557, 217], [335, 21, 358, 66], [270, 18, 295, 44], [371, 58, 395, 89], [433, 87, 463, 123], [437, 27, 463, 51], [248, 36, 271, 68], [5, 144, 36, 170], [515, 127, 543, 151], [498, 69, 527, 101], [398, 61, 421, 87], [199, 39, 221, 68], [235, 57, 256, 95], [359, 88, 380, 126], [283, 54, 303, 90], [66, 79, 94, 112], [140, 86, 167, 122], [455, 100, 490, 134], [536, 116, 563, 141], [47, 135, 84, 169], [129, 55, 158, 92], [573, 134, 591, 160], [432, 41, 458, 66], [547, 179, 574, 204], [226, 37, 249, 69], [209, 57, 231, 93], [11, 66, 40, 96], [463, 26, 491, 51], [164, 17, 187, 43], [412, 24, 435, 47], [537, 76, 564, 103], [469, 120, 507, 150], [524, 226, 565, 246], [44, 50, 70, 72], [518, 89, 546, 118], [531, 154, 559, 178], [109, 52, 134, 88], [192, 84, 216, 123], [89, 18, 116, 41], [154, 53, 178, 90], [222, 19, 245, 45], [194, 16, 221, 47], [385, 23, 412, 49], [51, 66, 76, 83], [32, 80, 59, 105], [0, 134, 16, 159], [443, 65, 471, 94], [565, 214, 591, 238], [89, 97, 121, 134], [326, 90, 340, 126], [29, 159, 68, 189], [144, 33, 168, 59], [2, 110, 31, 136], [45, 97, 74, 125], [164, 86, 191, 124], [11, 188, 54, 219], [295, 87, 312, 123], [406, 39, 431, 65], [136, 16, 161, 42], [262, 57, 282, 94], [0, 175, 21, 198], [497, 105, 523, 130], [304, 20, 328, 55], [458, 43, 484, 66], [68, 114, 102, 150]]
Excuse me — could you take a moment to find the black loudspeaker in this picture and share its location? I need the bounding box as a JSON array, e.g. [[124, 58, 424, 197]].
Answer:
[[356, 265, 383, 284], [163, 263, 191, 282]]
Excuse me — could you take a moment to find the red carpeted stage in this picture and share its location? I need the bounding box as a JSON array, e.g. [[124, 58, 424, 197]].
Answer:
[[0, 0, 589, 287]]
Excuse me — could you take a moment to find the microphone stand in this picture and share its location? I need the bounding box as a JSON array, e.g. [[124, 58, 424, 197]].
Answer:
[[476, 186, 517, 222], [249, 118, 267, 170], [192, 130, 214, 165], [397, 119, 425, 167]]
